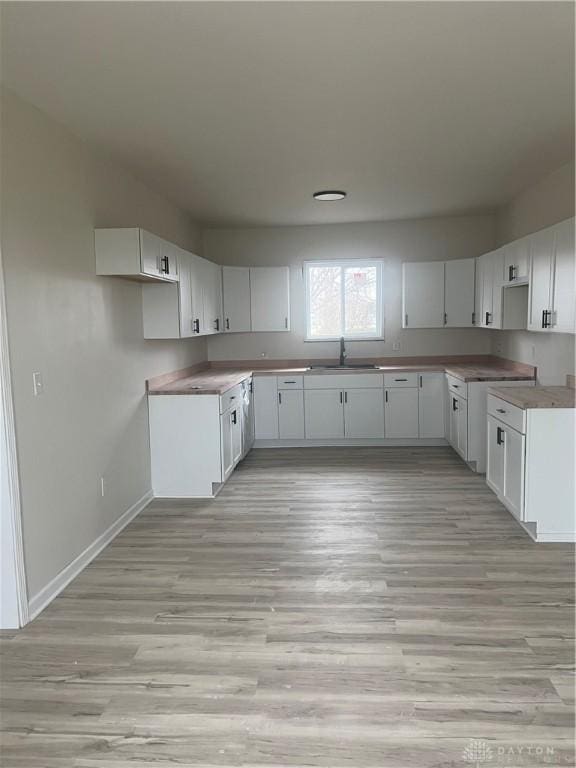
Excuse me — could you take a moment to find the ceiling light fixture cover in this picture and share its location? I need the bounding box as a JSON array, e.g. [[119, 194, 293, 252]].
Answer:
[[313, 190, 346, 201]]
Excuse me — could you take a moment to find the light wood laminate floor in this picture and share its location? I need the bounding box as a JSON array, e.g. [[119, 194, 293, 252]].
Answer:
[[1, 447, 574, 767]]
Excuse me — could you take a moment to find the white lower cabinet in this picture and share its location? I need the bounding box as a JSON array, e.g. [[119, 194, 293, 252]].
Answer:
[[385, 388, 418, 438], [304, 390, 344, 439], [253, 376, 279, 440], [418, 373, 446, 438], [149, 382, 250, 498], [486, 394, 575, 541], [241, 378, 255, 457], [448, 392, 468, 459], [278, 390, 305, 439], [344, 389, 385, 438], [220, 404, 242, 481]]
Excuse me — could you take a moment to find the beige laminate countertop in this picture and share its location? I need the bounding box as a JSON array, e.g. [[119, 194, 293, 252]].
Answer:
[[148, 361, 535, 396], [488, 385, 576, 410]]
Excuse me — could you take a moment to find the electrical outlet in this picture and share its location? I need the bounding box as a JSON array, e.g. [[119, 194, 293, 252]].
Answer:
[[260, 352, 267, 358], [392, 341, 401, 352], [100, 477, 106, 497], [32, 372, 43, 396]]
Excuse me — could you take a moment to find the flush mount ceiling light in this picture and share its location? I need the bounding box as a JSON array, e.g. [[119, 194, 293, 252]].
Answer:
[[313, 190, 346, 201]]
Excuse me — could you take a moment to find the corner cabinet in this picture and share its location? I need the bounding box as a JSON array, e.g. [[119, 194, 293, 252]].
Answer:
[[142, 250, 223, 339], [95, 228, 179, 282]]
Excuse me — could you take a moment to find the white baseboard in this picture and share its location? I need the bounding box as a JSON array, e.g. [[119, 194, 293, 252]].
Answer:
[[253, 438, 448, 448], [533, 531, 576, 543], [28, 490, 153, 622]]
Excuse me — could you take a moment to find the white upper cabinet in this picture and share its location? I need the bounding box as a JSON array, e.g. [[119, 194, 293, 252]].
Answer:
[[402, 262, 445, 328], [477, 249, 502, 328], [503, 236, 530, 284], [143, 250, 220, 338], [550, 217, 575, 333], [222, 267, 251, 332], [95, 228, 179, 282], [444, 259, 475, 327], [250, 267, 290, 332], [201, 260, 223, 334], [528, 227, 555, 332]]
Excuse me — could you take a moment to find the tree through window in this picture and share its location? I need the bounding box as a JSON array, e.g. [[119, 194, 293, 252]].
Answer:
[[305, 260, 383, 340]]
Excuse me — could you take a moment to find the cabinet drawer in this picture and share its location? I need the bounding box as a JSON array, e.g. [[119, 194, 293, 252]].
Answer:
[[304, 373, 383, 390], [383, 372, 418, 388], [277, 375, 304, 389], [487, 394, 525, 434], [446, 373, 468, 399], [220, 384, 243, 414]]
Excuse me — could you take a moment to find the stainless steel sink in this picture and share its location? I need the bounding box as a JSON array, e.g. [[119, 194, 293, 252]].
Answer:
[[309, 364, 379, 370]]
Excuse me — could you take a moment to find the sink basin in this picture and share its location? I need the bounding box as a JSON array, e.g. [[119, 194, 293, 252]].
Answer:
[[309, 364, 379, 370]]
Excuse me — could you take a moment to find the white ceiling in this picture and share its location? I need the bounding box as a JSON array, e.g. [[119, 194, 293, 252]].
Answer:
[[1, 2, 574, 227]]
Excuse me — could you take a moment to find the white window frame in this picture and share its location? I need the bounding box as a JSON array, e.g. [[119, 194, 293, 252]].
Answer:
[[304, 259, 385, 342]]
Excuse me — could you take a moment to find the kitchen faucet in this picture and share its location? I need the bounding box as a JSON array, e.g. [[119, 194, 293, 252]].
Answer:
[[339, 336, 347, 366]]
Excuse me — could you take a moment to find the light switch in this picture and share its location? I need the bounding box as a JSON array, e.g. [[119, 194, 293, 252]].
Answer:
[[32, 372, 43, 396]]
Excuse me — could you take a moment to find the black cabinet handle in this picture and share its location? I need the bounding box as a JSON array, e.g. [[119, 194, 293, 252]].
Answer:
[[452, 397, 458, 411], [344, 391, 348, 403], [496, 408, 506, 414], [542, 309, 552, 328], [214, 318, 220, 331], [278, 392, 282, 404], [496, 426, 504, 445], [339, 391, 343, 404], [419, 375, 423, 388], [508, 265, 516, 281], [395, 378, 408, 382], [226, 318, 230, 330], [485, 311, 492, 325], [232, 410, 237, 425], [385, 391, 388, 403], [193, 319, 200, 333], [160, 256, 170, 274]]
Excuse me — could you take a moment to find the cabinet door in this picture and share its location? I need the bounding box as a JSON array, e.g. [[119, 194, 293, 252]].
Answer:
[[456, 396, 468, 458], [528, 228, 554, 331], [385, 388, 419, 438], [189, 254, 205, 335], [231, 407, 243, 466], [344, 389, 384, 438], [448, 394, 459, 448], [201, 260, 223, 334], [304, 390, 344, 439], [490, 249, 504, 329], [478, 253, 492, 327], [250, 267, 290, 332], [278, 390, 305, 439], [222, 267, 251, 332], [253, 376, 279, 440], [220, 412, 234, 480], [159, 239, 179, 281], [551, 218, 575, 334], [444, 259, 475, 327], [402, 262, 445, 328], [140, 230, 162, 277], [504, 237, 529, 283], [502, 425, 525, 520], [418, 373, 445, 438], [177, 250, 194, 338], [486, 416, 504, 496], [242, 382, 255, 455]]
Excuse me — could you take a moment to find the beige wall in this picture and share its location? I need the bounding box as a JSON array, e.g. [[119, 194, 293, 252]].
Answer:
[[204, 216, 496, 362], [1, 89, 206, 599], [493, 162, 575, 385]]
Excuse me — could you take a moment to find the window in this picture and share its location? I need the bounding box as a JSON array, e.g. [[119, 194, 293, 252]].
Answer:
[[304, 260, 384, 340]]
